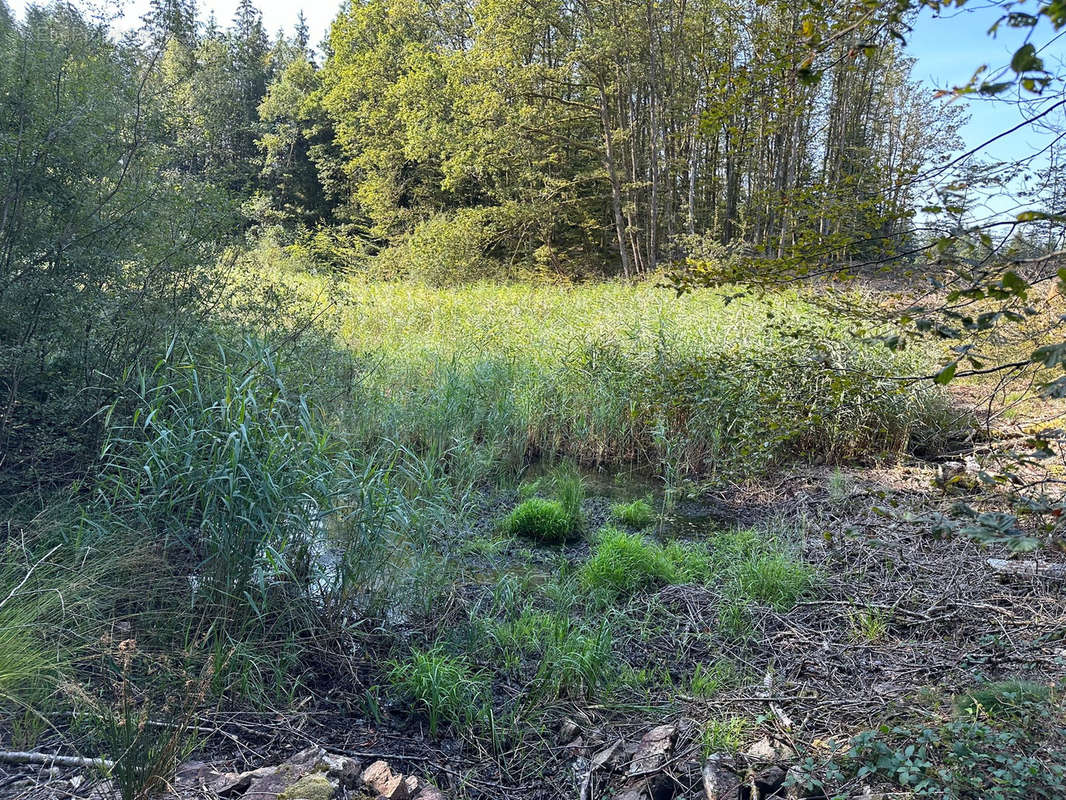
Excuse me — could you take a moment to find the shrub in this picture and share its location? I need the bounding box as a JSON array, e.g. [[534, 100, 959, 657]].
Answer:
[[387, 647, 488, 736], [502, 498, 572, 543], [829, 708, 1066, 800], [373, 208, 505, 287], [610, 498, 655, 528]]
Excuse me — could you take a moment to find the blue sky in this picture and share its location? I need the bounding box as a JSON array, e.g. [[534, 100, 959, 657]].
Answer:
[[906, 2, 1061, 164]]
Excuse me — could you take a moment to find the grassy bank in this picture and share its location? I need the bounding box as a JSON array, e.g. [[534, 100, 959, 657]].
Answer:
[[241, 260, 964, 487]]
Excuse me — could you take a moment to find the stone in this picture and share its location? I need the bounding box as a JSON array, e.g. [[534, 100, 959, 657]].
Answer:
[[212, 766, 279, 797], [628, 725, 677, 776], [590, 739, 626, 772], [403, 775, 421, 795], [701, 754, 741, 800], [559, 718, 582, 744], [744, 736, 794, 764], [755, 765, 787, 795], [278, 773, 338, 800], [321, 753, 362, 787], [361, 760, 408, 800], [412, 787, 445, 800]]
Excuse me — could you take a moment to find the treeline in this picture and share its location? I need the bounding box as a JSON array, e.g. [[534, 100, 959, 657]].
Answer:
[[82, 0, 960, 281]]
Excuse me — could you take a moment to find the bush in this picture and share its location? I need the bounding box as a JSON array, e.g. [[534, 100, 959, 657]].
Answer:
[[610, 498, 655, 528], [387, 647, 488, 736], [373, 208, 506, 287], [502, 498, 574, 543], [954, 680, 1053, 720]]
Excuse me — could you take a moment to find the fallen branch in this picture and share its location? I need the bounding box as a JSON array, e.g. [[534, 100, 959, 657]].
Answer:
[[987, 558, 1066, 581], [0, 751, 114, 770]]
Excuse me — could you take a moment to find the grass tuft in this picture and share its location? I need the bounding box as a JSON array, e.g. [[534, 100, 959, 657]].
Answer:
[[579, 527, 710, 598], [736, 552, 815, 610], [610, 498, 655, 528], [700, 716, 750, 756], [387, 647, 488, 737], [502, 498, 572, 543]]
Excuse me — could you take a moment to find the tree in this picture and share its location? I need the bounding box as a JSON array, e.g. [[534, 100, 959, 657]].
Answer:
[[0, 4, 232, 492]]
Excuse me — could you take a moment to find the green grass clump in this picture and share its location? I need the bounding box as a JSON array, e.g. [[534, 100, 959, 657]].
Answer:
[[387, 647, 488, 736], [610, 498, 655, 528], [700, 717, 750, 756], [711, 526, 817, 611], [954, 680, 1053, 721], [503, 464, 584, 542], [737, 552, 815, 610], [579, 527, 710, 598], [489, 606, 612, 698], [689, 661, 742, 698], [550, 462, 585, 531], [502, 498, 572, 543], [849, 606, 888, 642]]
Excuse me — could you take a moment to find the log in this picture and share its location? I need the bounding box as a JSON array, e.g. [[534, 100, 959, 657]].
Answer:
[[0, 751, 114, 770], [987, 558, 1066, 581]]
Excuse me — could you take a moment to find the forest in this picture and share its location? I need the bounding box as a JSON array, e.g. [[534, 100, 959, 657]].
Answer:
[[0, 0, 1065, 798]]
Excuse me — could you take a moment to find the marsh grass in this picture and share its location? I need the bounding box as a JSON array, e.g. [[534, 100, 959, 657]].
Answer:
[[579, 527, 711, 599], [238, 271, 963, 484], [387, 647, 489, 736], [610, 498, 655, 528]]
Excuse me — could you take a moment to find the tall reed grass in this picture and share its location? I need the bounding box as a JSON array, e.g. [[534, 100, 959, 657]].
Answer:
[[236, 264, 965, 484]]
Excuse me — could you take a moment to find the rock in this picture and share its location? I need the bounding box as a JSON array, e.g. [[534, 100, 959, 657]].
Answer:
[[628, 724, 677, 775], [701, 754, 740, 800], [413, 787, 445, 800], [321, 753, 362, 787], [755, 765, 787, 795], [403, 775, 421, 795], [361, 760, 408, 800], [590, 739, 626, 772], [278, 773, 338, 800], [744, 736, 794, 764], [212, 765, 278, 797], [559, 718, 582, 744]]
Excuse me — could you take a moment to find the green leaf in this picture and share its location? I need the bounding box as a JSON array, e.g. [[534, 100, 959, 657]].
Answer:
[[1011, 43, 1044, 74], [934, 362, 957, 385]]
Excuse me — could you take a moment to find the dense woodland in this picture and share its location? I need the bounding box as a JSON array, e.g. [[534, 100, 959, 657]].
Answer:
[[1, 1, 1066, 799]]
